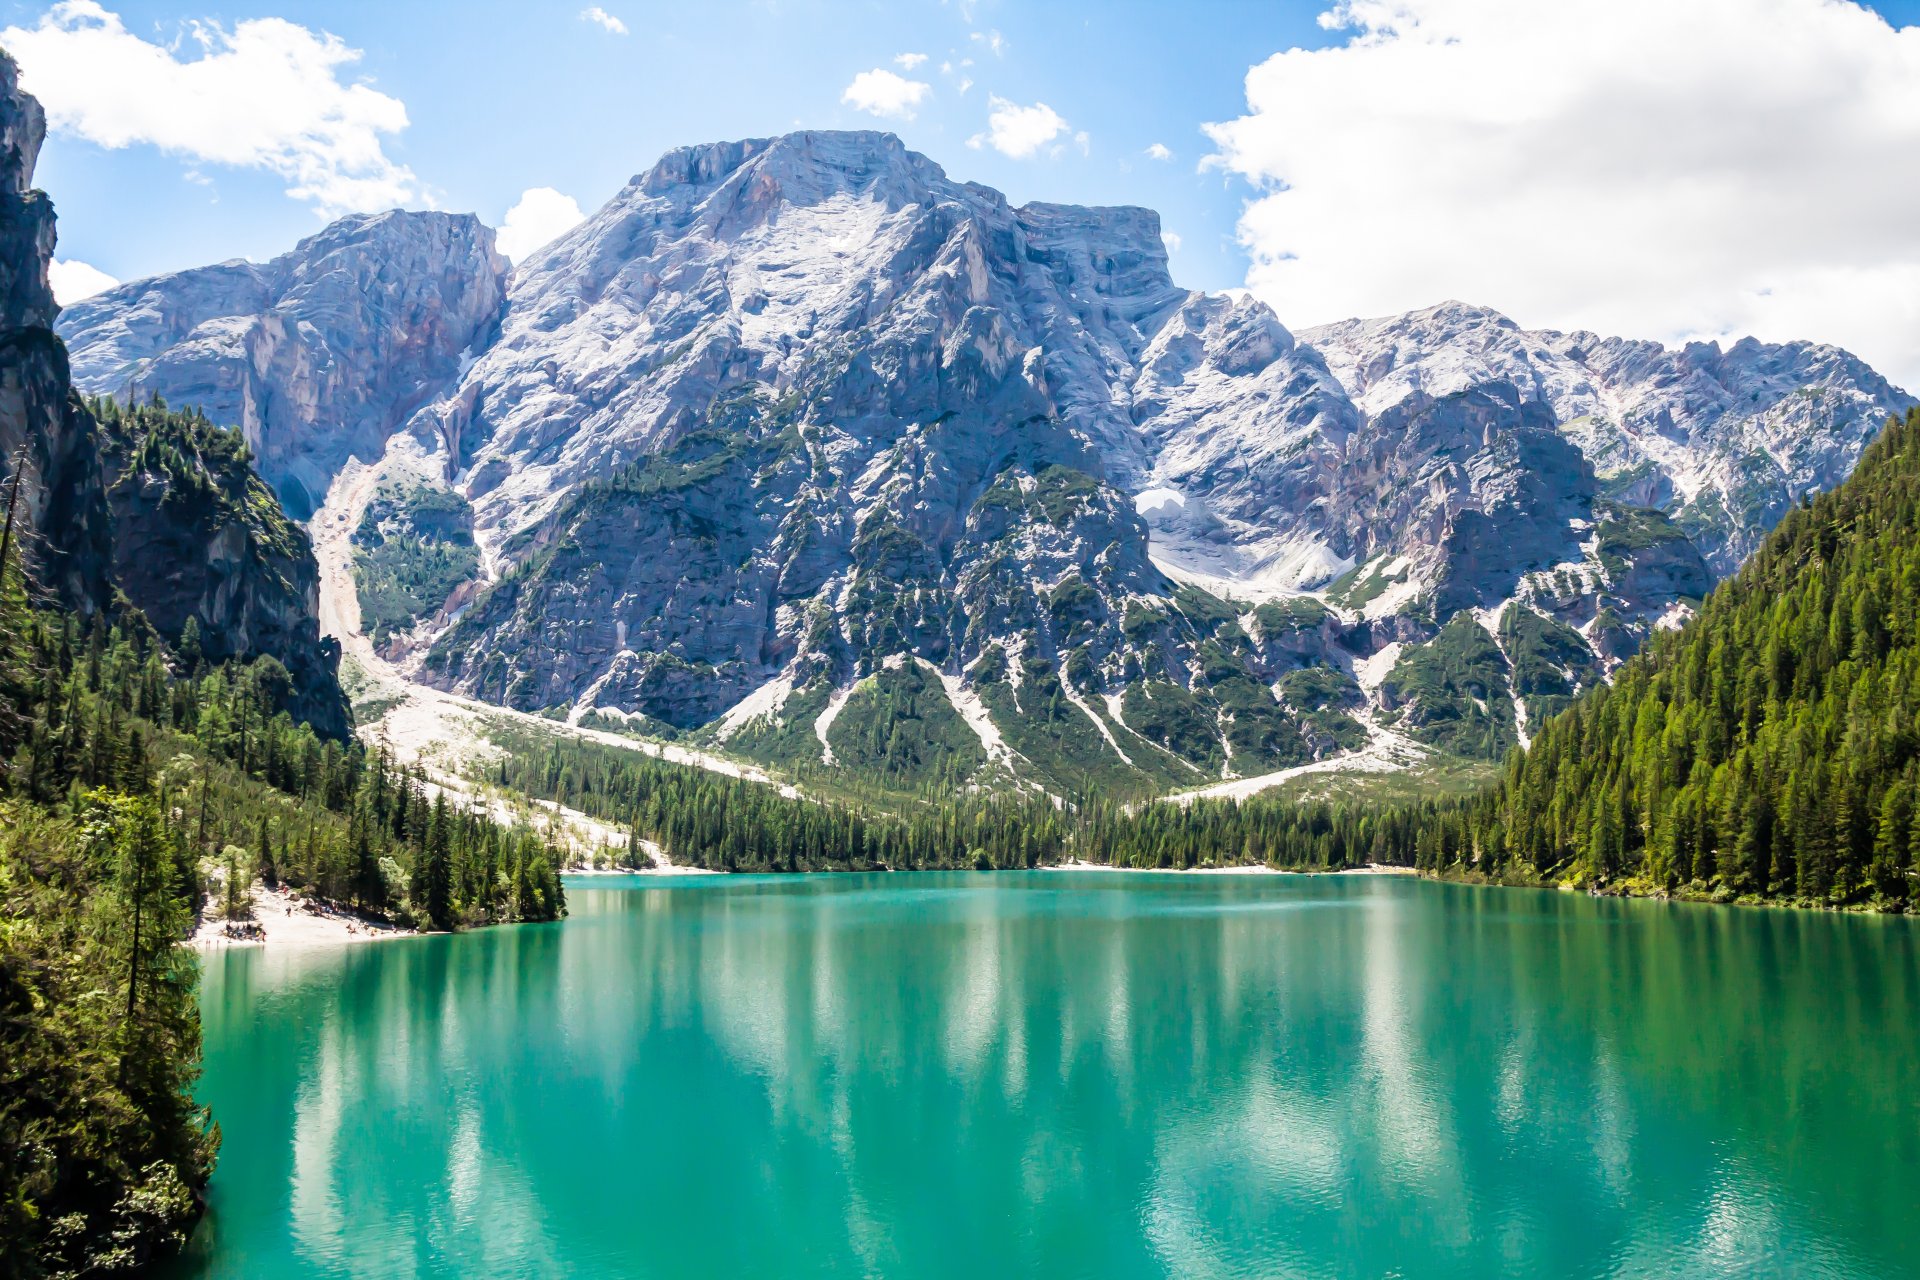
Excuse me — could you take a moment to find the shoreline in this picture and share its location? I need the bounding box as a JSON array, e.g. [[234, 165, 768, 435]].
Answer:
[[186, 884, 417, 950], [558, 860, 1423, 879], [1044, 859, 1421, 876]]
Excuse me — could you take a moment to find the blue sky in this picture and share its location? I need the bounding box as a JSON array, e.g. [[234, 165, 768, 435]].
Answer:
[[4, 0, 1919, 385], [8, 0, 1346, 292]]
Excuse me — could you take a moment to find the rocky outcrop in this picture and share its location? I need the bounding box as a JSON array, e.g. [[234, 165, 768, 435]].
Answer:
[[0, 50, 347, 737], [53, 129, 1918, 779], [61, 210, 508, 518], [1303, 301, 1911, 574]]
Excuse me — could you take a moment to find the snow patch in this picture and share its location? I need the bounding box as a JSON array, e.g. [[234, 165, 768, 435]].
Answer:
[[1163, 714, 1428, 806], [913, 658, 1019, 766], [1059, 681, 1134, 767], [1655, 601, 1695, 632], [712, 674, 795, 743], [814, 685, 855, 766], [1353, 643, 1403, 696]]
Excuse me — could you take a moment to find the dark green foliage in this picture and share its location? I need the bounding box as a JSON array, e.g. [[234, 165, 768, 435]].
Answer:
[[1325, 555, 1412, 610], [974, 654, 1149, 796], [1252, 596, 1330, 636], [1170, 585, 1237, 633], [1201, 641, 1310, 769], [1031, 464, 1102, 527], [0, 562, 563, 1271], [1500, 604, 1603, 725], [1120, 601, 1167, 640], [1594, 502, 1689, 577], [353, 485, 480, 641], [1383, 613, 1517, 758], [0, 798, 213, 1277], [1077, 792, 1439, 872], [1047, 576, 1101, 638], [1431, 407, 1920, 909], [1594, 502, 1688, 555], [492, 708, 1443, 876], [824, 662, 987, 789], [482, 725, 1067, 873], [1276, 664, 1370, 752], [89, 395, 304, 565], [1121, 681, 1224, 773], [74, 396, 350, 738]]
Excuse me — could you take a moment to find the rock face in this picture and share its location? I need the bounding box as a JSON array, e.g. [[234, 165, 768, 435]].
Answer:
[[56, 129, 1917, 784], [1303, 301, 1909, 575], [0, 51, 348, 737], [61, 211, 508, 518]]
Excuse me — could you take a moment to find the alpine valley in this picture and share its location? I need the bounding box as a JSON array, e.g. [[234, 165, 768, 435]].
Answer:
[[9, 9, 1920, 1278], [58, 130, 1916, 799]]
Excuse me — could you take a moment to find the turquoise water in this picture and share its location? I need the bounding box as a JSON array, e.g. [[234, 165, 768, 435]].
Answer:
[[172, 873, 1919, 1278]]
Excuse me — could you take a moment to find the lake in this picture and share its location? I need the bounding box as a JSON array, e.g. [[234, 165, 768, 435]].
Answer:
[[169, 872, 1919, 1278]]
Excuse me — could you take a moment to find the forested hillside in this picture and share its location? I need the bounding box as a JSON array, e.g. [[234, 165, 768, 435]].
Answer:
[[1412, 406, 1920, 908], [487, 721, 1433, 874], [0, 433, 564, 1273]]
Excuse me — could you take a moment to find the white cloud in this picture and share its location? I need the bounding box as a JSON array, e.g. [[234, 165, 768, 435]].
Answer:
[[1144, 142, 1173, 162], [579, 7, 627, 34], [968, 96, 1070, 159], [1162, 231, 1182, 254], [496, 187, 584, 264], [841, 68, 932, 121], [1205, 0, 1920, 389], [894, 52, 928, 70], [2, 1, 420, 217], [970, 29, 1006, 56], [49, 257, 117, 304]]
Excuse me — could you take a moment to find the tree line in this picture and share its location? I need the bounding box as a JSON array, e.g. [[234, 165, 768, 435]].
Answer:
[[1403, 407, 1920, 909], [0, 423, 564, 1275]]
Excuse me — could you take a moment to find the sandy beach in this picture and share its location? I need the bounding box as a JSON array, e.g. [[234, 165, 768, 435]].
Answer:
[[187, 884, 418, 949]]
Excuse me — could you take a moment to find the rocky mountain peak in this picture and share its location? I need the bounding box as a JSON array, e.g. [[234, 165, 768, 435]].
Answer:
[[62, 207, 508, 518], [53, 129, 1918, 790], [0, 50, 41, 192], [0, 50, 51, 333], [637, 129, 931, 199], [1014, 200, 1178, 309]]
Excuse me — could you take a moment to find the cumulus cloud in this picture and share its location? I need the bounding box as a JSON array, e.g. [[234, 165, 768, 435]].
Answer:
[[579, 7, 627, 35], [894, 52, 928, 70], [1162, 231, 1182, 254], [1144, 142, 1173, 161], [49, 257, 117, 304], [1205, 0, 1920, 389], [2, 1, 420, 216], [496, 187, 584, 264], [968, 96, 1070, 159], [841, 68, 932, 120]]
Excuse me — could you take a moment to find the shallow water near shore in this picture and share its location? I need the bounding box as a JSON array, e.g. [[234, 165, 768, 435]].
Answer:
[[169, 872, 1919, 1279]]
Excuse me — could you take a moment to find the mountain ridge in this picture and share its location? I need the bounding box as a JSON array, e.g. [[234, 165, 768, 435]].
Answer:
[[55, 128, 1917, 793]]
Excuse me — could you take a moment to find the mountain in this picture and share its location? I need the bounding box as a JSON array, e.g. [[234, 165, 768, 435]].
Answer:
[[58, 209, 508, 520], [1416, 404, 1920, 909], [0, 52, 349, 737], [56, 130, 1915, 792]]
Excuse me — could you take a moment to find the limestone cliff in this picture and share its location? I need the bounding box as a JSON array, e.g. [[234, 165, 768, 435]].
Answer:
[[0, 49, 348, 737]]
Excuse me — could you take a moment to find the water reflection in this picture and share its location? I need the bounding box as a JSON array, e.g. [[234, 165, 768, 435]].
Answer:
[[175, 874, 1920, 1280]]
